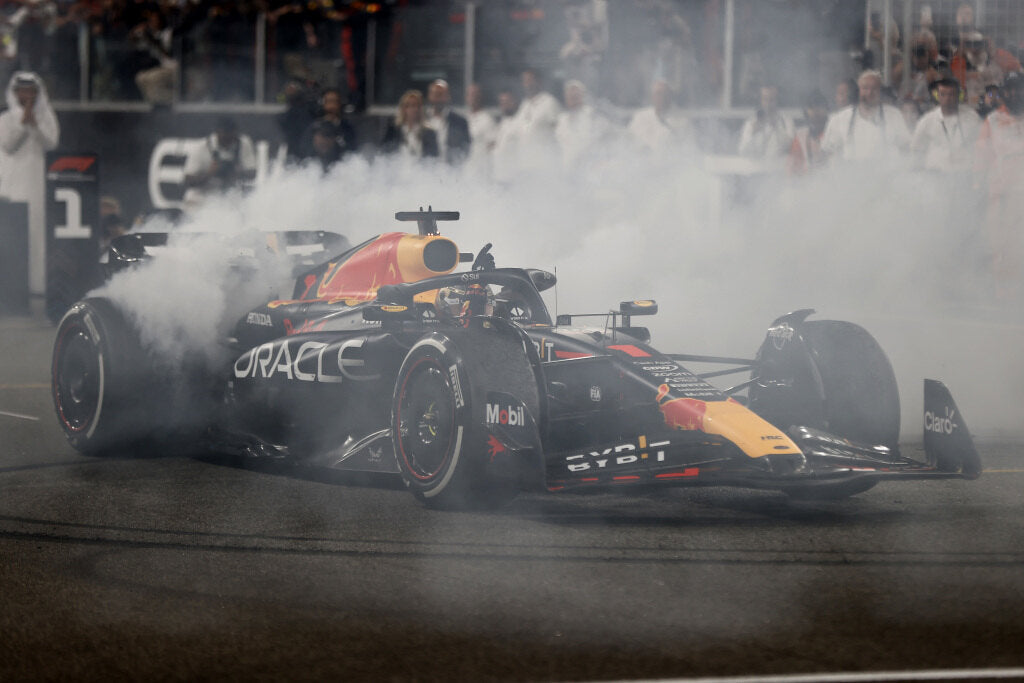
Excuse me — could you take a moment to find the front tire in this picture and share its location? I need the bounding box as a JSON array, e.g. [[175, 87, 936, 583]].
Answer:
[[751, 318, 900, 500], [802, 320, 900, 449], [751, 319, 900, 448]]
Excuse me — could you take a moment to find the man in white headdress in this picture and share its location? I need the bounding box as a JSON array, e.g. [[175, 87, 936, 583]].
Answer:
[[821, 69, 910, 163], [554, 80, 611, 170], [0, 71, 60, 296]]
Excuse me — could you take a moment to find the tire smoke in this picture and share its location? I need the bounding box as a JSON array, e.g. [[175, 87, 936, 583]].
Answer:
[[93, 145, 1021, 439]]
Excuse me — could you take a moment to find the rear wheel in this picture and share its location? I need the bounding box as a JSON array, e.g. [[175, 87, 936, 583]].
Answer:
[[392, 326, 538, 510], [395, 351, 461, 486], [53, 298, 152, 454], [52, 297, 206, 456]]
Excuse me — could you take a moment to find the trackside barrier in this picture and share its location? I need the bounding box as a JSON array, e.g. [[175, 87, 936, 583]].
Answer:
[[46, 152, 102, 324], [0, 200, 29, 315]]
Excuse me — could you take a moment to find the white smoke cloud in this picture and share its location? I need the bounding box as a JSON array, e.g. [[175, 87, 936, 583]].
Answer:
[[93, 145, 1023, 439]]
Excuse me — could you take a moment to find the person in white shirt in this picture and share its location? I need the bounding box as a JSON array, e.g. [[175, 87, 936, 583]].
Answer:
[[0, 71, 59, 295], [554, 80, 611, 170], [821, 70, 911, 163], [514, 68, 561, 171], [424, 79, 470, 165], [492, 89, 522, 183], [464, 83, 497, 177], [627, 79, 696, 155], [910, 77, 981, 173], [977, 72, 1024, 288], [738, 84, 793, 159]]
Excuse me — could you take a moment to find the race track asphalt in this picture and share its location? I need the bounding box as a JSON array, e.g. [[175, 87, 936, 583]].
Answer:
[[2, 304, 1023, 681]]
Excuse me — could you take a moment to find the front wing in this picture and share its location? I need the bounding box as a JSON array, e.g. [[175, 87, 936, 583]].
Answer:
[[541, 423, 978, 493]]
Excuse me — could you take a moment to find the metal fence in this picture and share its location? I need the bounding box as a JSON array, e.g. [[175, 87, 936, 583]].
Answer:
[[36, 0, 1024, 113]]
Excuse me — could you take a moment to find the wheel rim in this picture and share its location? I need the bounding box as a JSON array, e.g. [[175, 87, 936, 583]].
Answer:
[[54, 325, 101, 432], [396, 357, 457, 481]]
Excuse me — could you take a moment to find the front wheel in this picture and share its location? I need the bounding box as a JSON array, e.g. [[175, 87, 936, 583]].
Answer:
[[750, 317, 899, 500], [751, 319, 900, 449]]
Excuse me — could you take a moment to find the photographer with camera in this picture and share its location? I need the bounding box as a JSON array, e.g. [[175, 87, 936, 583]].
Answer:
[[183, 116, 257, 207]]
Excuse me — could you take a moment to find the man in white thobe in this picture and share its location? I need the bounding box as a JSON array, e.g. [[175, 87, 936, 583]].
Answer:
[[0, 71, 60, 295]]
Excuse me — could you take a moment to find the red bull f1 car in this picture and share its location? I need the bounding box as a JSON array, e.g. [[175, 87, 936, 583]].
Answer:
[[52, 210, 981, 508]]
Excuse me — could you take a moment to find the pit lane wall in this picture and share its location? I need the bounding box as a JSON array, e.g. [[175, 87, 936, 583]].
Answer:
[[23, 108, 359, 321], [35, 106, 746, 322], [53, 107, 749, 221], [53, 108, 388, 222]]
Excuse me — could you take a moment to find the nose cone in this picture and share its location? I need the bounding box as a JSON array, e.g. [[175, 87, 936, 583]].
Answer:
[[657, 383, 802, 460]]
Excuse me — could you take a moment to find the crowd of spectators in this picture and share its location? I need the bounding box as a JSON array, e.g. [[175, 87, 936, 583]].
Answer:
[[260, 3, 1024, 290], [5, 0, 1024, 116], [5, 1, 1024, 296], [0, 0, 371, 104]]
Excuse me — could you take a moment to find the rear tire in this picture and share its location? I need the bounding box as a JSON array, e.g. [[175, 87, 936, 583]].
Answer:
[[52, 297, 204, 456], [391, 326, 538, 510]]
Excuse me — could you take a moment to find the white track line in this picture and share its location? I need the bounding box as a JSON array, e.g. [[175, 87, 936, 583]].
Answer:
[[657, 668, 1024, 682], [0, 409, 40, 421]]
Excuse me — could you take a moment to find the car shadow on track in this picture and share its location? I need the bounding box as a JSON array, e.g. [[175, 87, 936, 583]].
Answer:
[[501, 487, 917, 528], [190, 450, 917, 528], [192, 451, 407, 492]]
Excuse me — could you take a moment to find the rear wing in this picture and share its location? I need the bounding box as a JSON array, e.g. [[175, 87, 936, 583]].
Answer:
[[105, 230, 349, 278], [395, 208, 459, 236]]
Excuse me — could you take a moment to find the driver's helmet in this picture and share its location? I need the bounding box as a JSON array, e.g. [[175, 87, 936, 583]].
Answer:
[[435, 283, 494, 321]]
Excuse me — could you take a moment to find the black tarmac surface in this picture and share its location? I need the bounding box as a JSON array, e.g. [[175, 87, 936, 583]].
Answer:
[[2, 304, 1023, 681]]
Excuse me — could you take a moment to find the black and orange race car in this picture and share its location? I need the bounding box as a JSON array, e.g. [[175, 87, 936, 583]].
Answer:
[[52, 210, 981, 508]]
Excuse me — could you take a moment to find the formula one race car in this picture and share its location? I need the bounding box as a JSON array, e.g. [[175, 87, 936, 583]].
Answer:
[[52, 210, 982, 508]]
